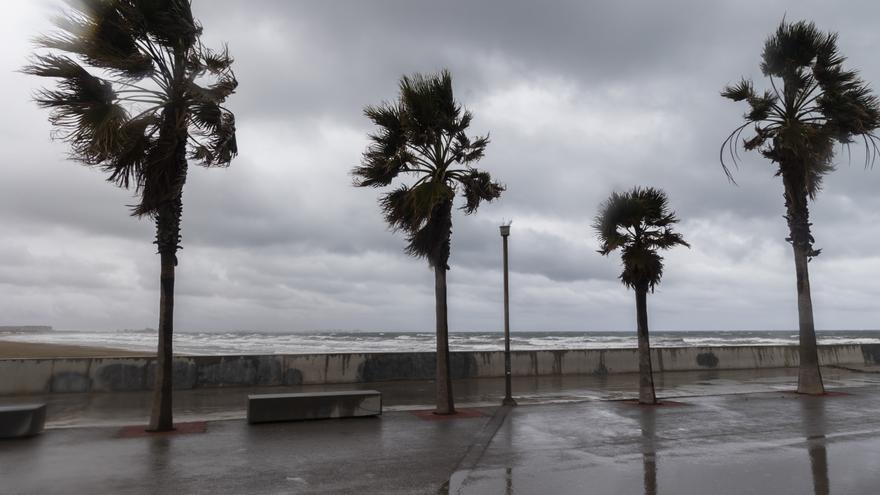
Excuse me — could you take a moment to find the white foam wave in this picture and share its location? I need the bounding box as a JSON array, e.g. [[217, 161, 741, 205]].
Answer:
[[2, 330, 879, 355]]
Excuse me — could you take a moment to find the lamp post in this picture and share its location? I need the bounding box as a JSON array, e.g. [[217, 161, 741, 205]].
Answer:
[[500, 223, 516, 406]]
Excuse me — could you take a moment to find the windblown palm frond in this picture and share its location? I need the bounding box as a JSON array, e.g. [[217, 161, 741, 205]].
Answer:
[[720, 20, 880, 194], [720, 19, 880, 258], [25, 0, 238, 223], [594, 187, 689, 291], [354, 70, 503, 268]]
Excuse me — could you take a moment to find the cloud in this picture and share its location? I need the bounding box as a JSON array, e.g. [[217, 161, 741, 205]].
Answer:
[[1, 0, 879, 332]]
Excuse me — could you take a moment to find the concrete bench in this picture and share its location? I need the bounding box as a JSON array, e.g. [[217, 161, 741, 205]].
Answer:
[[247, 390, 381, 424], [0, 403, 47, 439]]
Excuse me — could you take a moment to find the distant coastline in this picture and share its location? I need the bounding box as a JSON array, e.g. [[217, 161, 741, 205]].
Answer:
[[0, 340, 150, 359], [0, 325, 52, 333]]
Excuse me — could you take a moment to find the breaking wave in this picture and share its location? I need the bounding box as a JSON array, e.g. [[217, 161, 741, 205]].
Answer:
[[1, 329, 879, 356]]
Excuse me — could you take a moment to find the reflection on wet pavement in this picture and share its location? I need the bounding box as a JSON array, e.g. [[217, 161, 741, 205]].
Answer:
[[801, 396, 829, 495], [1, 375, 879, 494], [1, 366, 878, 428], [450, 385, 880, 494]]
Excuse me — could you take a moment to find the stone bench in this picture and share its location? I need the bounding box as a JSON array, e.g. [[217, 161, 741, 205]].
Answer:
[[0, 403, 47, 439], [247, 390, 382, 424]]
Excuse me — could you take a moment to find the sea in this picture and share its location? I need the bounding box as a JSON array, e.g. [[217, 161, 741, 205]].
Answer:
[[1, 329, 879, 356]]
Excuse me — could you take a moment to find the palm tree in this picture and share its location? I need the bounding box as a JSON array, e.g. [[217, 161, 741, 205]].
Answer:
[[594, 187, 689, 405], [720, 20, 880, 395], [353, 70, 503, 414], [25, 0, 237, 431]]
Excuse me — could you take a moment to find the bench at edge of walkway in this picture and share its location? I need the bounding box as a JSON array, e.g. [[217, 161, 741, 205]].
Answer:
[[0, 403, 46, 439], [247, 390, 382, 424]]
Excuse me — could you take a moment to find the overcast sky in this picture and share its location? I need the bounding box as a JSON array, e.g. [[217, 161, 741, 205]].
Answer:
[[2, 1, 880, 333]]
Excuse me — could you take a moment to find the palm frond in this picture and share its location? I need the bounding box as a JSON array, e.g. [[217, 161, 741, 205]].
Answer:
[[103, 114, 159, 188], [620, 247, 664, 291], [721, 79, 755, 102], [761, 20, 826, 77], [355, 69, 500, 267], [188, 76, 237, 104], [746, 90, 778, 121], [190, 111, 236, 167], [200, 45, 234, 74], [399, 69, 461, 147], [134, 130, 187, 217], [720, 18, 880, 190], [458, 170, 504, 214], [354, 103, 410, 187], [27, 0, 238, 221], [130, 0, 201, 48], [453, 133, 489, 164], [36, 3, 154, 80], [594, 187, 688, 291], [378, 185, 414, 232], [650, 230, 690, 250], [25, 54, 129, 164], [405, 200, 453, 268]]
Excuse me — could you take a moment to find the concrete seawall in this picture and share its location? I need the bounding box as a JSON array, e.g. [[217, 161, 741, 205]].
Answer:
[[1, 344, 878, 396]]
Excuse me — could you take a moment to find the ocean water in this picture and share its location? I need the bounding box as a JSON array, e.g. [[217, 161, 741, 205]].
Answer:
[[1, 329, 879, 356]]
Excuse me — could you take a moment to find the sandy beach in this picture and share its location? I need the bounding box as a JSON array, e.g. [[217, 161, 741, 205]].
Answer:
[[0, 340, 151, 359]]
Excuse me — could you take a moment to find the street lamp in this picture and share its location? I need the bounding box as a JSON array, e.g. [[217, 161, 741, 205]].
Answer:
[[500, 222, 516, 406]]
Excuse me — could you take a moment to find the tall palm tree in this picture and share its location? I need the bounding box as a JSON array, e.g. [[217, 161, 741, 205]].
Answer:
[[720, 20, 880, 395], [353, 70, 503, 414], [594, 187, 689, 405], [25, 0, 237, 431]]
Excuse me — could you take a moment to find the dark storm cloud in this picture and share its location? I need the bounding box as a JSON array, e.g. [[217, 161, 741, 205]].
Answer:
[[2, 0, 880, 331], [196, 0, 733, 116]]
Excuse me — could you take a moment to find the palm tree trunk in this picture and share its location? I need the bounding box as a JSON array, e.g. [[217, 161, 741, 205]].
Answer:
[[782, 176, 825, 395], [147, 146, 186, 432], [146, 48, 190, 431], [635, 287, 657, 405], [793, 244, 824, 394], [148, 246, 176, 431], [434, 265, 455, 414]]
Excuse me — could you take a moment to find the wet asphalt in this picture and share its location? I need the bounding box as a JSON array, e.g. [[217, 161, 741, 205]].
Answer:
[[0, 367, 879, 494], [449, 390, 880, 494], [2, 366, 879, 429]]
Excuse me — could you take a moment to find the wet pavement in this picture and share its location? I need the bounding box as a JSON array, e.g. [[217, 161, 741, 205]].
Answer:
[[0, 407, 492, 494], [2, 366, 879, 428], [0, 368, 879, 494], [450, 388, 880, 495], [449, 389, 880, 494]]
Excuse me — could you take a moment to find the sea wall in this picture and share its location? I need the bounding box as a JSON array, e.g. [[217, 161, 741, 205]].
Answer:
[[1, 344, 877, 396]]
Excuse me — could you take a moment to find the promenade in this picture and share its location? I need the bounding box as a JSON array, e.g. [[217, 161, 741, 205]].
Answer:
[[1, 367, 879, 494]]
